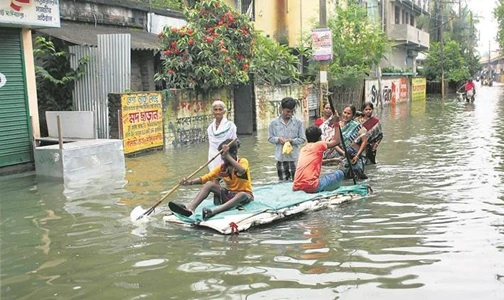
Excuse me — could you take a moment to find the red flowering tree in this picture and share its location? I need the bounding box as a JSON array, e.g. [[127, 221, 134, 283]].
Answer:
[[155, 0, 255, 91]]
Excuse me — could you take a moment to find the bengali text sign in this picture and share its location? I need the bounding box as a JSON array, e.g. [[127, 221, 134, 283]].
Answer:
[[312, 28, 333, 61], [411, 77, 426, 102], [0, 0, 60, 28], [121, 92, 163, 154]]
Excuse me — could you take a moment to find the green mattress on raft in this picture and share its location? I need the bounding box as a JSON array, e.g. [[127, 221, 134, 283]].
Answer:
[[163, 182, 372, 234]]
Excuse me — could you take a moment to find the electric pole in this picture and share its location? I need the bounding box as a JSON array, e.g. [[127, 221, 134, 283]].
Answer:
[[437, 0, 445, 100], [489, 39, 491, 81], [319, 0, 328, 113]]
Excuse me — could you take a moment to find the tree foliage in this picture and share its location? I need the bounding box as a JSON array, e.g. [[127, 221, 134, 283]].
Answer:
[[494, 0, 504, 53], [251, 33, 300, 85], [423, 41, 469, 83], [34, 36, 88, 134], [442, 5, 480, 76], [320, 1, 389, 88], [155, 0, 299, 92], [422, 1, 480, 80]]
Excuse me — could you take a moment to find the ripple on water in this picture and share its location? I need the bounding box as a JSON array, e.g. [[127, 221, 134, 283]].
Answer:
[[132, 258, 168, 268], [3, 94, 504, 299]]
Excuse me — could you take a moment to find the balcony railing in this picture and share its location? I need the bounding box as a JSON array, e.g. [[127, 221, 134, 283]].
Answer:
[[389, 24, 429, 50], [392, 0, 430, 14]]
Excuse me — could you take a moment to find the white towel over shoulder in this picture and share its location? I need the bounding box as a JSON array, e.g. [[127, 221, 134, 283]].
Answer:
[[207, 118, 237, 170]]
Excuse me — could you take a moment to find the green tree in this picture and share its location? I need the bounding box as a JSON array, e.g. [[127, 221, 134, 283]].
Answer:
[[34, 36, 88, 135], [423, 41, 469, 84], [319, 1, 388, 88], [443, 5, 480, 76], [494, 0, 504, 53], [155, 0, 299, 91], [251, 33, 300, 85], [420, 1, 480, 81]]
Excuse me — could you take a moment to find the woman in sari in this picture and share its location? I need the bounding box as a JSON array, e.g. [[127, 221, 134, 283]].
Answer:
[[207, 100, 237, 171], [356, 102, 383, 164], [314, 103, 333, 127], [317, 103, 338, 160], [333, 105, 368, 179]]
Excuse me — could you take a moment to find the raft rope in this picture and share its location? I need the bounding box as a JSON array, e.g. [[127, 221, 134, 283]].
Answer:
[[229, 222, 239, 234]]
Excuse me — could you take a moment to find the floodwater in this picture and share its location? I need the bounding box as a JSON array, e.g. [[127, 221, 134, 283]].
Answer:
[[1, 83, 504, 299]]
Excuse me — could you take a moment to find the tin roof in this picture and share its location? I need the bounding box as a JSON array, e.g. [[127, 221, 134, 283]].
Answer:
[[37, 22, 161, 51]]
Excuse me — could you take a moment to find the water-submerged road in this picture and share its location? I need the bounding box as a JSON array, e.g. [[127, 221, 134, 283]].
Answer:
[[1, 83, 503, 299]]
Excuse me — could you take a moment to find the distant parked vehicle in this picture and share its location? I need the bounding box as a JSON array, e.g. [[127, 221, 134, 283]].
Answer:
[[482, 77, 493, 86]]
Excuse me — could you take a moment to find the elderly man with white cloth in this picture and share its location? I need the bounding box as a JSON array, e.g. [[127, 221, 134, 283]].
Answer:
[[207, 100, 238, 170]]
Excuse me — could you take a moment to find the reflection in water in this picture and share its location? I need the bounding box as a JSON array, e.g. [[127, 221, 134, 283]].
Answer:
[[1, 84, 504, 299]]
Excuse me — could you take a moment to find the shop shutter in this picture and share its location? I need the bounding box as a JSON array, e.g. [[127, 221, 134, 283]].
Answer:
[[0, 28, 32, 167]]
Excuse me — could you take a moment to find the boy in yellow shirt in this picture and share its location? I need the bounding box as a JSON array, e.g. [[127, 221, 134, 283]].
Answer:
[[169, 139, 253, 220]]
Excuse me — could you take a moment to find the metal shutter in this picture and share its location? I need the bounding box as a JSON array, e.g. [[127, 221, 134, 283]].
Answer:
[[0, 28, 32, 167]]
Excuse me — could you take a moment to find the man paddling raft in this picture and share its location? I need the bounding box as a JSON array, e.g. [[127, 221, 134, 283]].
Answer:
[[293, 110, 345, 193], [168, 139, 253, 220]]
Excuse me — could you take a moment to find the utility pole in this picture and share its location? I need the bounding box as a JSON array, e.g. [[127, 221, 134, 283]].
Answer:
[[470, 11, 473, 50], [437, 0, 445, 100], [378, 0, 384, 110], [319, 0, 328, 113], [488, 39, 491, 81]]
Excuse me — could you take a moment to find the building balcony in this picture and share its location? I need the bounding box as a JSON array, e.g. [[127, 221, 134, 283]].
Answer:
[[389, 24, 429, 51], [393, 0, 429, 14]]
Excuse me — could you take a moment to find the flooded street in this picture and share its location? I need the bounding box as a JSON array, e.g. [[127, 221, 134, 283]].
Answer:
[[2, 83, 504, 299]]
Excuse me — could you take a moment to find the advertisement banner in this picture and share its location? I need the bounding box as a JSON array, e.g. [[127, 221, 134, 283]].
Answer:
[[411, 77, 427, 102], [121, 92, 164, 154], [364, 77, 410, 108], [0, 0, 60, 28], [312, 28, 332, 61]]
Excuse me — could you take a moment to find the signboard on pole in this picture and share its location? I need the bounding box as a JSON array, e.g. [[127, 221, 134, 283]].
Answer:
[[312, 28, 332, 61], [0, 0, 61, 28]]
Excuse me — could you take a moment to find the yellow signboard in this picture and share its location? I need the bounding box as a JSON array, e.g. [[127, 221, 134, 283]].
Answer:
[[411, 77, 426, 102], [121, 92, 163, 154]]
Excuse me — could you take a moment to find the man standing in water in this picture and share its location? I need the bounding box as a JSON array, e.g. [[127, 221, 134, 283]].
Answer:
[[268, 97, 306, 181]]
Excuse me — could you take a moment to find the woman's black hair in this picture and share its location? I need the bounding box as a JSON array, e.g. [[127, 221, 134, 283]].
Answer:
[[305, 126, 322, 143], [361, 101, 374, 111], [218, 138, 240, 154]]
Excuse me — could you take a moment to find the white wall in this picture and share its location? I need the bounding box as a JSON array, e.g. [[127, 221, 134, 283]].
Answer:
[[148, 12, 186, 34], [382, 47, 412, 70]]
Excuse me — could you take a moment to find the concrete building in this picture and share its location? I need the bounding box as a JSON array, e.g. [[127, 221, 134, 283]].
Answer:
[[380, 0, 430, 74], [224, 0, 339, 47], [36, 0, 185, 93], [33, 0, 186, 139], [0, 0, 185, 171], [225, 0, 429, 74], [0, 0, 61, 170], [480, 49, 503, 81], [223, 0, 339, 47]]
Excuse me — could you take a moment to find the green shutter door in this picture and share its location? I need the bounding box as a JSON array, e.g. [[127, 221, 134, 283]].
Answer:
[[0, 28, 32, 167]]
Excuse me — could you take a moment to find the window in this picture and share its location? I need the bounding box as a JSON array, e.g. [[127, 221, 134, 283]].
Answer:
[[395, 6, 400, 24], [240, 0, 255, 21], [410, 15, 415, 26]]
